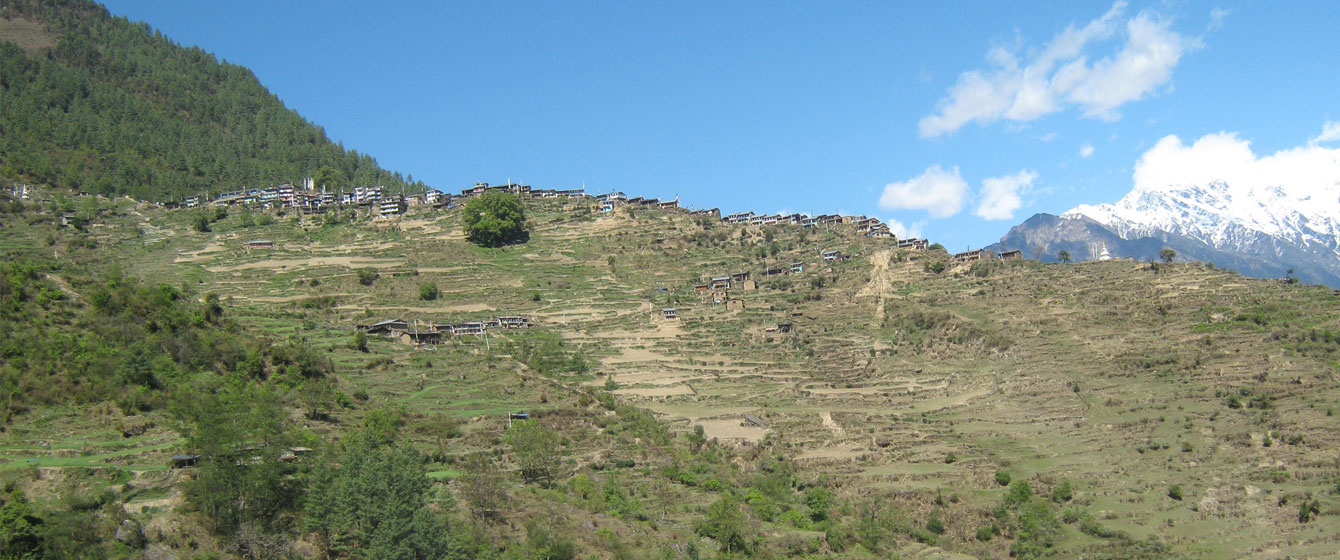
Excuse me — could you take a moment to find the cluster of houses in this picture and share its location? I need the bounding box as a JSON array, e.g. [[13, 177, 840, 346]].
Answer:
[[171, 178, 433, 220], [158, 175, 934, 246], [355, 315, 532, 346]]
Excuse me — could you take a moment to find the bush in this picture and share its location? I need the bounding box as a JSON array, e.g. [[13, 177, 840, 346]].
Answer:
[[1053, 480, 1073, 503], [356, 268, 378, 286], [418, 282, 438, 301], [1167, 485, 1183, 501], [995, 470, 1012, 486], [975, 526, 994, 542]]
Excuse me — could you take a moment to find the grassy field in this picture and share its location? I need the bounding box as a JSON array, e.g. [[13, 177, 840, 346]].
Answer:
[[4, 191, 1340, 558]]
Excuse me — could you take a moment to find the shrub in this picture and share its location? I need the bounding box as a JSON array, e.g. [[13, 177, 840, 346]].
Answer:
[[1167, 485, 1183, 501], [418, 282, 438, 301], [995, 470, 1012, 487], [356, 268, 378, 286], [976, 526, 994, 541]]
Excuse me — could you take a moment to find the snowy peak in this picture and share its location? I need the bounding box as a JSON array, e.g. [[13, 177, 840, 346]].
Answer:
[[1063, 178, 1340, 255]]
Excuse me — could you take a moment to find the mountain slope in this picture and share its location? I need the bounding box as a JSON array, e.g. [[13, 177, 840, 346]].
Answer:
[[0, 0, 424, 200]]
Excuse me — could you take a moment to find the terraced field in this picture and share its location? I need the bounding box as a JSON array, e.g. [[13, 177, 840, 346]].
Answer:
[[5, 193, 1340, 558]]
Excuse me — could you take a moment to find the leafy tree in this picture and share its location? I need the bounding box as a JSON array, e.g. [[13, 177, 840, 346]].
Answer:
[[307, 432, 459, 559], [687, 424, 707, 453], [696, 494, 750, 554], [505, 420, 561, 486], [356, 268, 378, 286], [1057, 250, 1071, 263], [457, 452, 508, 521], [171, 376, 300, 535], [1160, 248, 1177, 263], [0, 489, 44, 560], [418, 282, 439, 301], [463, 192, 528, 247], [352, 330, 369, 353]]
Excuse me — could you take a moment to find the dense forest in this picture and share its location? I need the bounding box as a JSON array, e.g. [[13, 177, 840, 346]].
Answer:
[[0, 0, 425, 201]]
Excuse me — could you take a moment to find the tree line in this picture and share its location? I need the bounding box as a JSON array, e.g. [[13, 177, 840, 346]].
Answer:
[[0, 0, 426, 201]]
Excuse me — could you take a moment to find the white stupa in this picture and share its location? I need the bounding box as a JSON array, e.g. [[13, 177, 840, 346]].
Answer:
[[1098, 243, 1112, 261]]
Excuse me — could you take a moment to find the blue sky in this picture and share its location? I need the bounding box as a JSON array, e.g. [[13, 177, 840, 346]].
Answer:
[[99, 1, 1340, 250]]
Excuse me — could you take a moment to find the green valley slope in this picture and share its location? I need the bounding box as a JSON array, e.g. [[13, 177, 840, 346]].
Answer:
[[4, 191, 1339, 559]]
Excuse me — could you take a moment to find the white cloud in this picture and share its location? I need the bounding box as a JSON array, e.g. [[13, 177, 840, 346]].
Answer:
[[1134, 132, 1340, 201], [1208, 7, 1228, 30], [1311, 121, 1340, 145], [884, 218, 926, 239], [878, 165, 968, 218], [919, 2, 1199, 137], [975, 169, 1038, 220], [1079, 143, 1095, 158]]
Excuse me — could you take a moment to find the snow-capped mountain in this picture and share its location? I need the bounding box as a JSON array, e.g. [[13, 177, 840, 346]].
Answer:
[[1065, 179, 1340, 260], [988, 178, 1340, 287]]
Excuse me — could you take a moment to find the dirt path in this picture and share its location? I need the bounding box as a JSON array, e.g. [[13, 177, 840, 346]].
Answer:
[[820, 411, 844, 436], [856, 249, 892, 323]]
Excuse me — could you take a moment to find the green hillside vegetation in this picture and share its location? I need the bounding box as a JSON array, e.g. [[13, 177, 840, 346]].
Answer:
[[3, 187, 1340, 559], [0, 0, 424, 201]]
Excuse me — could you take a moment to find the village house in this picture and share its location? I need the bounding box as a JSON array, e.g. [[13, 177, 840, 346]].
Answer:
[[997, 249, 1022, 261], [790, 261, 804, 274], [378, 195, 407, 218], [662, 307, 678, 320], [726, 299, 744, 311], [360, 319, 409, 337], [244, 239, 274, 250], [710, 276, 732, 290], [596, 192, 627, 203], [730, 271, 751, 283], [690, 208, 721, 218], [711, 290, 729, 304], [658, 198, 679, 210], [401, 330, 444, 346], [765, 322, 793, 334], [497, 316, 531, 329], [954, 249, 985, 263], [725, 211, 754, 224], [693, 284, 710, 294], [821, 249, 841, 262], [763, 266, 785, 277]]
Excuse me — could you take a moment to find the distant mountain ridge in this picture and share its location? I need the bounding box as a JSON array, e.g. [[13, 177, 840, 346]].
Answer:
[[0, 0, 424, 201], [988, 176, 1340, 287]]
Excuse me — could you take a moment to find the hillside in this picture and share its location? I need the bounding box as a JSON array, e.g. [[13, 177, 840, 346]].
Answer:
[[4, 187, 1340, 559], [0, 0, 424, 201]]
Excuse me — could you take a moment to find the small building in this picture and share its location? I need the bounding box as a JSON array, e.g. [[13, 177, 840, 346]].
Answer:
[[362, 319, 409, 337], [401, 331, 444, 345], [658, 198, 679, 210], [709, 276, 732, 290], [378, 196, 407, 218], [693, 284, 710, 293], [450, 322, 486, 335], [789, 262, 804, 274], [741, 279, 757, 291], [171, 454, 202, 468], [954, 249, 985, 263], [711, 290, 729, 304], [775, 322, 792, 334], [731, 271, 751, 283], [763, 267, 784, 277], [726, 299, 744, 311], [662, 307, 678, 320], [244, 239, 275, 250], [997, 249, 1022, 261], [821, 249, 841, 262], [497, 316, 530, 329]]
